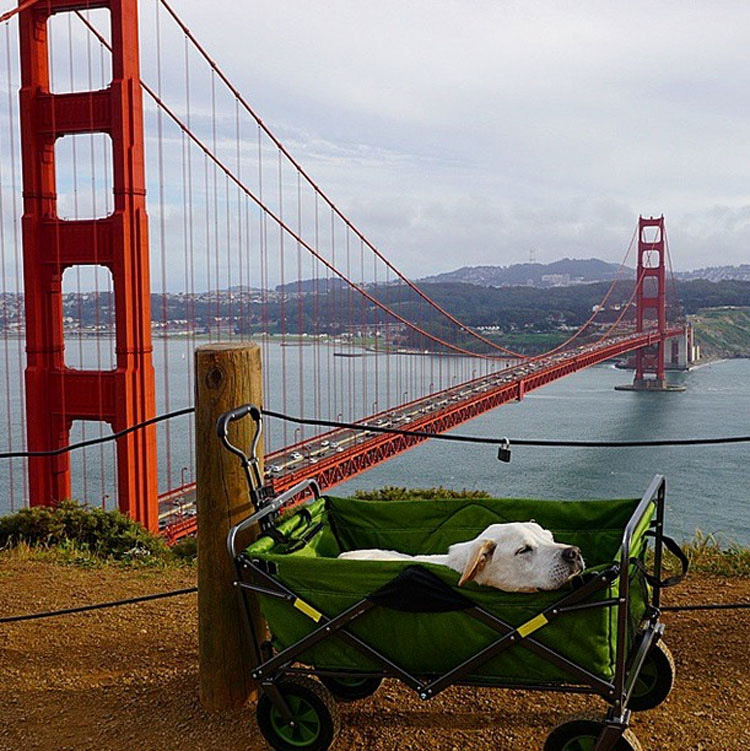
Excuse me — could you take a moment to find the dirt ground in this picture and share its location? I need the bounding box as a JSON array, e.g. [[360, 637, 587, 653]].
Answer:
[[0, 557, 748, 751]]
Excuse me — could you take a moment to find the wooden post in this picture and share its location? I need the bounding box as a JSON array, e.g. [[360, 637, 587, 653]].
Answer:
[[195, 342, 265, 710]]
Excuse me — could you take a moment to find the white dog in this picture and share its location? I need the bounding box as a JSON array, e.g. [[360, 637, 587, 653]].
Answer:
[[338, 522, 584, 592]]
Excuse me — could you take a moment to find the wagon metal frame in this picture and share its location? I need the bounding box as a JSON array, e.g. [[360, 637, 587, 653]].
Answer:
[[220, 405, 687, 751]]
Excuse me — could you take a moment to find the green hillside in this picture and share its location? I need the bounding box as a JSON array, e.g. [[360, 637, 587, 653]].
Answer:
[[691, 307, 750, 359]]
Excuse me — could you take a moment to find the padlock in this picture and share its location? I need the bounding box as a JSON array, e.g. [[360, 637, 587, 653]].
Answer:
[[497, 439, 511, 463]]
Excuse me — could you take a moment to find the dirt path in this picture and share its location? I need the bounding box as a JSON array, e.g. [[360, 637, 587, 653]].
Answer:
[[1, 557, 748, 751]]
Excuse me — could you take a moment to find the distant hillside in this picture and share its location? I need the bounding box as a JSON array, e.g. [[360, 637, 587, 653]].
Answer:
[[275, 278, 348, 294], [690, 307, 750, 359], [417, 258, 628, 287], [275, 261, 750, 296]]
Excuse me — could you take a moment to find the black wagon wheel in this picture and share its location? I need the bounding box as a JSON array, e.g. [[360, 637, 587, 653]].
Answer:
[[628, 639, 676, 712], [544, 716, 642, 751], [320, 675, 383, 702], [257, 676, 340, 751]]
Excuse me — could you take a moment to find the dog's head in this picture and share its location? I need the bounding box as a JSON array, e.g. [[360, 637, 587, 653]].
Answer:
[[452, 522, 585, 592]]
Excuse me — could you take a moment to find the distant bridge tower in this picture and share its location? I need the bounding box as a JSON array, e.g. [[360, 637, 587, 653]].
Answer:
[[18, 0, 158, 528], [633, 215, 667, 388]]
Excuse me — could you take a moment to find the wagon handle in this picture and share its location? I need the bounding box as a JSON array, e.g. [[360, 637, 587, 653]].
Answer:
[[631, 533, 689, 589], [216, 403, 264, 506], [226, 478, 322, 560]]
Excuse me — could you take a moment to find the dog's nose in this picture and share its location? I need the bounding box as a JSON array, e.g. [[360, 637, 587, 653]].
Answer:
[[562, 546, 581, 563]]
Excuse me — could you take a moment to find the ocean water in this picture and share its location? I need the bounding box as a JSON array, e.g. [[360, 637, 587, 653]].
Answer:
[[336, 359, 750, 545], [2, 338, 749, 544]]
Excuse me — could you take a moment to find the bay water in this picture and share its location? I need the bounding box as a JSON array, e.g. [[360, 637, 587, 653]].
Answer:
[[338, 359, 750, 545], [1, 338, 749, 544]]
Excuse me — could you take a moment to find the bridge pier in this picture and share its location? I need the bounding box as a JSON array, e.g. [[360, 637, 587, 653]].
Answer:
[[666, 323, 698, 370], [614, 378, 685, 393]]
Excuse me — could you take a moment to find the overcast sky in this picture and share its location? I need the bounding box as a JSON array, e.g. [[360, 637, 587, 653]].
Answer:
[[146, 0, 750, 277], [2, 0, 749, 289]]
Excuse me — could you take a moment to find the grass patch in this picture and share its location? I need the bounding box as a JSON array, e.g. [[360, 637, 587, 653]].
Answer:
[[0, 501, 196, 568], [690, 306, 750, 358], [681, 530, 750, 578]]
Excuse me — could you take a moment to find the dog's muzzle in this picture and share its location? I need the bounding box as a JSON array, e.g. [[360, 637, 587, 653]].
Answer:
[[562, 546, 584, 573]]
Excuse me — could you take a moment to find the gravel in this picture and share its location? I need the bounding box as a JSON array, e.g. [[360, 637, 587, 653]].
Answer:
[[0, 556, 748, 751]]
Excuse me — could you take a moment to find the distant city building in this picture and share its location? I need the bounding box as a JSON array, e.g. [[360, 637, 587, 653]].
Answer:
[[674, 264, 750, 282], [541, 273, 571, 286]]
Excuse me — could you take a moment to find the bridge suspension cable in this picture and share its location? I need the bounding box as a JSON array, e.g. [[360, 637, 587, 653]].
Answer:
[[589, 268, 648, 346], [519, 225, 639, 366], [664, 227, 684, 323], [152, 0, 660, 364], [74, 11, 519, 363], [0, 0, 34, 25], [152, 0, 528, 359], [76, 6, 646, 367]]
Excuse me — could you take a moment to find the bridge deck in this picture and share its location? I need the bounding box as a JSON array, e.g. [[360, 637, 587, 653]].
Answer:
[[161, 328, 684, 541]]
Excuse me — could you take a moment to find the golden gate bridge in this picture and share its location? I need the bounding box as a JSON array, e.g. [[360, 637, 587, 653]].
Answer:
[[0, 0, 689, 541]]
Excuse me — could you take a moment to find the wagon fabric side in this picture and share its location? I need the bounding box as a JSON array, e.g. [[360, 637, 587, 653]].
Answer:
[[244, 494, 654, 687]]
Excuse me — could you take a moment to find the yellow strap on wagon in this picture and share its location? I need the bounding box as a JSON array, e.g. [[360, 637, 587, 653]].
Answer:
[[293, 597, 323, 622], [517, 613, 548, 638]]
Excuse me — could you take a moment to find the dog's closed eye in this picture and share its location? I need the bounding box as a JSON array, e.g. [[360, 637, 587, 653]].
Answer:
[[515, 544, 534, 555]]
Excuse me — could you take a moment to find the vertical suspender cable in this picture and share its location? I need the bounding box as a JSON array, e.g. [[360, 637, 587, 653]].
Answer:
[[333, 222, 340, 421], [235, 98, 243, 339], [155, 0, 172, 493], [296, 170, 304, 441], [181, 36, 194, 484], [313, 192, 321, 423], [344, 227, 355, 422], [360, 237, 366, 419], [278, 150, 287, 448], [388, 265, 394, 410], [259, 126, 272, 450], [210, 69, 219, 339], [224, 175, 232, 340], [185, 34, 196, 483], [372, 247, 379, 413], [0, 24, 14, 510]]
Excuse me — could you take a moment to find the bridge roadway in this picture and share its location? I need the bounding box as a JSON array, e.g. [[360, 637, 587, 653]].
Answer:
[[160, 327, 684, 541]]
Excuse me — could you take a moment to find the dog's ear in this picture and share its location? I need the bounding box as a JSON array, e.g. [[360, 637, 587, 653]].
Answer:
[[458, 539, 497, 586]]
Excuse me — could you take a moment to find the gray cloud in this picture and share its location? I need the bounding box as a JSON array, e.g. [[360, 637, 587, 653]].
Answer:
[[154, 0, 750, 275], [3, 0, 750, 292]]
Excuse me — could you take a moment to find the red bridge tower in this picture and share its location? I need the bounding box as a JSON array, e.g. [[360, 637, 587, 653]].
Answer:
[[634, 215, 667, 388], [18, 0, 158, 529]]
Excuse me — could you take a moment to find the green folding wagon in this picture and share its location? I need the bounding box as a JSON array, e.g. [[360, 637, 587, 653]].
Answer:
[[220, 405, 688, 751]]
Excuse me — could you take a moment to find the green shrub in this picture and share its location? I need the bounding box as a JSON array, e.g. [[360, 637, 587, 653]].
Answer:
[[0, 501, 170, 562], [171, 535, 198, 561], [353, 486, 491, 501]]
